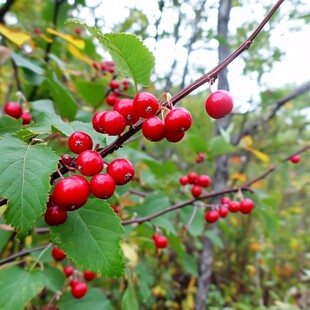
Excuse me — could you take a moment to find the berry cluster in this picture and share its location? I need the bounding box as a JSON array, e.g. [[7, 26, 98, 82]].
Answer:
[[204, 196, 255, 223], [3, 101, 32, 125], [195, 152, 205, 163], [179, 172, 212, 198], [44, 130, 135, 226], [51, 246, 96, 299], [205, 89, 234, 119]]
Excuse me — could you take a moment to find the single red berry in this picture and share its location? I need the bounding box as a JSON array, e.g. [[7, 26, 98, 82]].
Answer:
[[240, 198, 255, 214], [205, 90, 234, 119], [228, 200, 240, 213], [191, 185, 202, 198], [153, 234, 168, 248], [63, 266, 74, 277], [221, 196, 230, 204], [100, 62, 107, 71], [99, 110, 126, 136], [198, 152, 205, 160], [107, 158, 135, 185], [205, 210, 220, 223], [53, 175, 90, 211], [51, 246, 66, 261], [164, 107, 192, 133], [90, 174, 116, 199], [71, 282, 88, 299], [179, 176, 188, 186], [74, 28, 82, 35], [34, 28, 41, 34], [133, 92, 159, 118], [290, 154, 301, 164], [108, 66, 115, 73], [198, 175, 211, 187], [165, 131, 185, 143], [83, 270, 96, 281], [68, 131, 93, 154], [188, 172, 198, 185], [142, 116, 166, 142], [46, 195, 55, 208], [70, 278, 79, 288], [109, 79, 120, 89], [92, 62, 99, 70], [218, 206, 229, 218], [21, 111, 32, 124], [113, 99, 139, 126], [76, 150, 103, 176], [4, 102, 22, 119], [60, 154, 73, 166], [92, 111, 106, 133], [44, 206, 67, 226], [105, 94, 119, 106], [123, 79, 129, 86]]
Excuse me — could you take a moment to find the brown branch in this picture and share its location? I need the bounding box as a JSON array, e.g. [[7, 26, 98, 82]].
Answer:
[[282, 143, 310, 162]]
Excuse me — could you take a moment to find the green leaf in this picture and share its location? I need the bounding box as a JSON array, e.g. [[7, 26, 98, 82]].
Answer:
[[66, 19, 155, 88], [50, 199, 125, 277], [209, 136, 235, 157], [0, 266, 44, 310], [205, 230, 224, 249], [59, 288, 114, 310], [121, 284, 139, 310], [41, 266, 66, 292], [11, 52, 44, 75], [43, 72, 78, 121], [75, 81, 106, 107], [0, 135, 59, 239], [0, 115, 22, 136]]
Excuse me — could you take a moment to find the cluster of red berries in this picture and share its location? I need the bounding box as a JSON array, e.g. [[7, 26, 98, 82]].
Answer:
[[179, 172, 212, 198], [204, 196, 255, 223], [44, 130, 135, 227], [93, 91, 192, 143], [290, 154, 301, 164], [205, 89, 234, 119], [3, 102, 32, 125], [152, 234, 168, 249], [92, 60, 115, 74], [195, 152, 205, 163], [51, 246, 96, 299]]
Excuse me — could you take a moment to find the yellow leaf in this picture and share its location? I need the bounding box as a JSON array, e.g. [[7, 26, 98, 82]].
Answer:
[[231, 173, 247, 182], [39, 33, 53, 43], [121, 242, 139, 269], [0, 24, 31, 47], [47, 28, 85, 49], [240, 135, 253, 148], [246, 146, 270, 162], [68, 43, 93, 65], [246, 265, 256, 276]]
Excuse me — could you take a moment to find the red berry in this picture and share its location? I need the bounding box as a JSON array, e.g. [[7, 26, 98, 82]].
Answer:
[[109, 79, 120, 89], [188, 172, 198, 185], [51, 246, 66, 261], [221, 196, 230, 204], [70, 278, 79, 288], [71, 282, 88, 299], [228, 200, 240, 213], [108, 66, 115, 73], [198, 175, 211, 187], [60, 154, 73, 166], [21, 111, 32, 124], [165, 131, 185, 143], [44, 206, 67, 226], [76, 150, 103, 176], [133, 92, 159, 118], [90, 174, 115, 199], [105, 94, 119, 106], [153, 234, 168, 248], [164, 107, 192, 133], [191, 185, 202, 198], [205, 210, 220, 223], [83, 270, 96, 281], [179, 176, 188, 186], [92, 111, 106, 133], [63, 266, 74, 277], [123, 79, 129, 86], [68, 131, 93, 154], [53, 175, 90, 211], [290, 154, 301, 163], [205, 90, 234, 119], [74, 28, 82, 35], [142, 116, 165, 142], [110, 203, 120, 214], [34, 28, 41, 34], [240, 198, 254, 214], [99, 110, 126, 136], [92, 62, 99, 70], [218, 206, 229, 218], [113, 99, 139, 126], [4, 102, 22, 119], [46, 195, 55, 208], [107, 158, 135, 185]]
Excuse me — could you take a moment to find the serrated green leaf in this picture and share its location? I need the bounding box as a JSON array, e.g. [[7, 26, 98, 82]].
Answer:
[[0, 135, 59, 239], [0, 266, 44, 310], [50, 199, 125, 277], [66, 19, 155, 88], [59, 288, 114, 310], [0, 115, 23, 136]]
